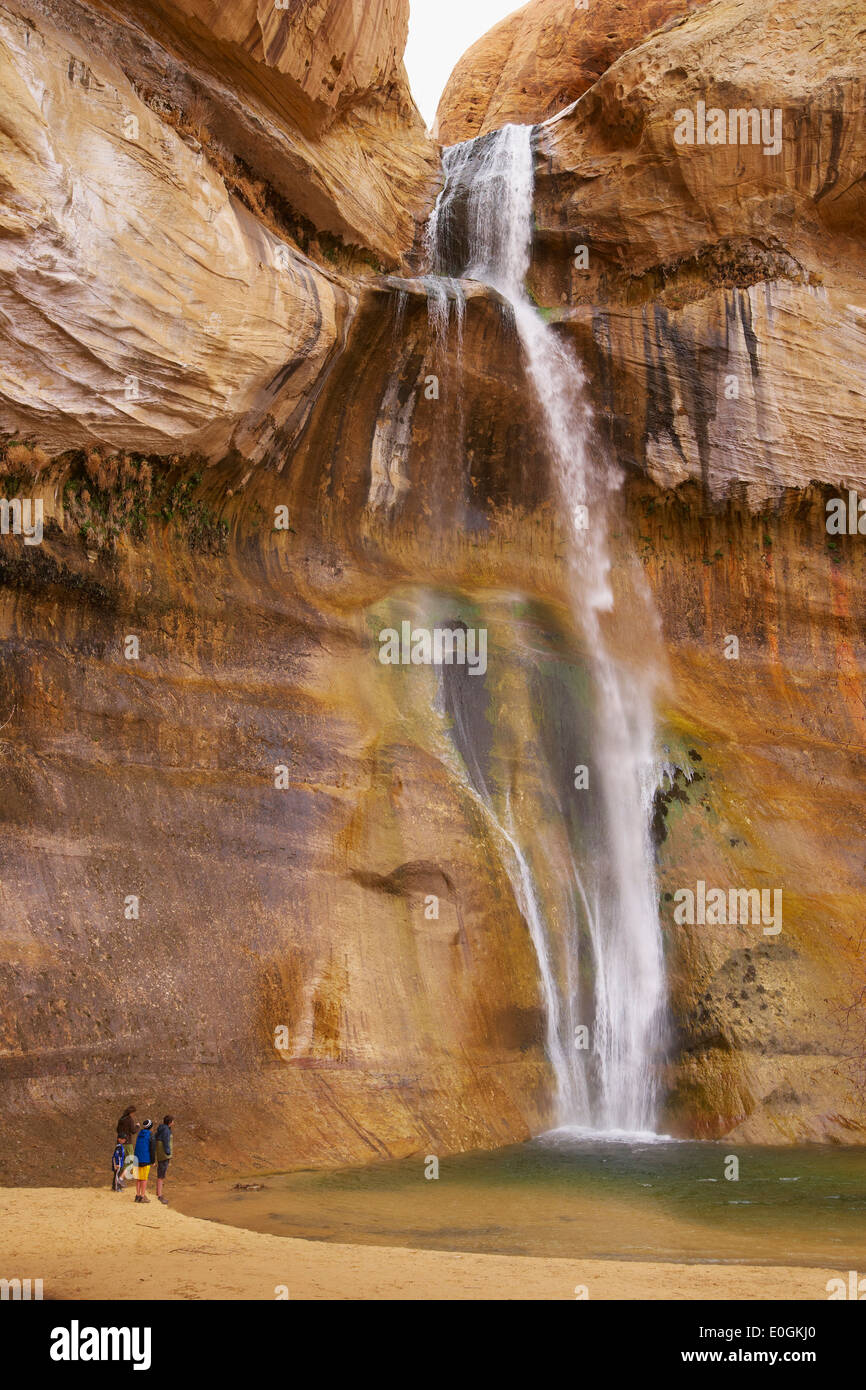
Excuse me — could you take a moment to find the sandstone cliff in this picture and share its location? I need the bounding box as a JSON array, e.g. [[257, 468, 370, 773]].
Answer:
[[435, 0, 709, 144], [1, 0, 866, 1183], [523, 0, 866, 1140], [531, 0, 866, 500], [0, 0, 437, 457]]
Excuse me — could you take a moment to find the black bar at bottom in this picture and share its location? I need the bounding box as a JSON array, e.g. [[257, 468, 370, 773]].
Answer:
[[5, 1296, 857, 1376]]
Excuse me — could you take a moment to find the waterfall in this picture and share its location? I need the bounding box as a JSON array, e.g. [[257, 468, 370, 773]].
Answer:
[[427, 124, 667, 1135], [468, 782, 590, 1125]]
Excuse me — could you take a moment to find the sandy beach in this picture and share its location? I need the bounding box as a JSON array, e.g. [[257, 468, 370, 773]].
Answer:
[[0, 1188, 839, 1300]]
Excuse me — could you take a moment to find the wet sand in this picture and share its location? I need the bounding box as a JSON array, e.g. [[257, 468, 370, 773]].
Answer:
[[0, 1188, 841, 1300]]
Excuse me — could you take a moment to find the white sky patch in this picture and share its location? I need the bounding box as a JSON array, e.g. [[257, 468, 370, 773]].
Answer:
[[405, 0, 524, 131]]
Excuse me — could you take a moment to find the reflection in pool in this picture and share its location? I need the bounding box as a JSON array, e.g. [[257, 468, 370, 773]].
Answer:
[[177, 1131, 866, 1267]]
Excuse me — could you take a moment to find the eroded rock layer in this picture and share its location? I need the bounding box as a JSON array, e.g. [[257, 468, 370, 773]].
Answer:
[[530, 0, 866, 502], [435, 0, 709, 143]]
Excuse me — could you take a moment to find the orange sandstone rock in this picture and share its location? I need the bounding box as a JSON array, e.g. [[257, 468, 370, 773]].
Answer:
[[435, 0, 708, 143]]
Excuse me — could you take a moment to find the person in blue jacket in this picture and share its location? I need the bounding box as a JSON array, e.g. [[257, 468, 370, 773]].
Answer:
[[133, 1119, 156, 1203], [111, 1135, 126, 1192]]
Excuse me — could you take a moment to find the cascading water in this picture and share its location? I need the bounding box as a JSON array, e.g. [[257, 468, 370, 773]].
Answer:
[[427, 124, 667, 1135]]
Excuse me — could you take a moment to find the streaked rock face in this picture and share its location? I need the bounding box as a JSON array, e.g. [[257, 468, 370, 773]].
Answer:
[[435, 0, 708, 144], [0, 280, 565, 1181], [530, 0, 866, 503], [557, 283, 866, 503], [525, 0, 866, 1140], [635, 482, 866, 1142], [171, 0, 412, 112], [0, 5, 355, 457], [52, 0, 440, 263], [2, 0, 866, 1180]]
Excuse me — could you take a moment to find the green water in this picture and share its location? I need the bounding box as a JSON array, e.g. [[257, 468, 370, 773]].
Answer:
[[180, 1134, 866, 1267]]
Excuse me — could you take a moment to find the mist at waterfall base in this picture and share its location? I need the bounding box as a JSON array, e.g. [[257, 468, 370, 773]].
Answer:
[[426, 124, 667, 1139]]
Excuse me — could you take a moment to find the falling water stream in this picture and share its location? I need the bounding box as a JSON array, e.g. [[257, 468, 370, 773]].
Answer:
[[427, 125, 667, 1135]]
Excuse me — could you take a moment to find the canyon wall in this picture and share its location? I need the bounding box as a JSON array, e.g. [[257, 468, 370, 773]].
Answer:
[[435, 0, 709, 143], [1, 0, 865, 1182], [527, 0, 866, 1140]]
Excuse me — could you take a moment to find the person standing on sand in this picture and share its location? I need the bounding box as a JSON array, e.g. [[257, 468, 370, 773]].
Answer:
[[117, 1105, 138, 1153], [117, 1105, 139, 1185], [155, 1115, 174, 1205], [133, 1119, 156, 1203], [111, 1135, 126, 1192]]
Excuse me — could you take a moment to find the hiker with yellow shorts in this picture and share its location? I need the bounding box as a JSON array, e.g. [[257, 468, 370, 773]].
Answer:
[[133, 1119, 156, 1204]]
